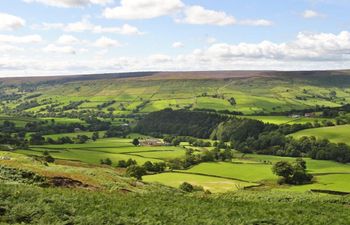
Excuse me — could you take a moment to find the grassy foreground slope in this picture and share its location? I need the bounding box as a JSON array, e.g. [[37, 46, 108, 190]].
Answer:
[[1, 184, 350, 225], [290, 125, 350, 145]]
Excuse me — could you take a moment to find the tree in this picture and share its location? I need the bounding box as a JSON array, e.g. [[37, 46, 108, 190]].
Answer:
[[92, 132, 99, 142], [30, 133, 45, 145], [126, 158, 137, 167], [132, 138, 140, 146], [179, 182, 193, 192], [117, 160, 127, 168], [76, 135, 89, 144], [272, 161, 294, 180], [143, 161, 154, 171], [100, 158, 112, 166], [295, 158, 306, 170], [273, 160, 313, 185], [43, 151, 55, 163], [126, 165, 146, 180]]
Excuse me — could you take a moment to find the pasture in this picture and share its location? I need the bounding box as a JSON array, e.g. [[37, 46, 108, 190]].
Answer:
[[290, 125, 350, 145], [240, 116, 329, 125], [143, 172, 257, 193], [18, 136, 187, 165]]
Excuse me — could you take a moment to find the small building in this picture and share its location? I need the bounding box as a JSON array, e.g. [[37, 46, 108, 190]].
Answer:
[[140, 139, 164, 146], [290, 114, 301, 118], [304, 113, 315, 117], [74, 128, 81, 132]]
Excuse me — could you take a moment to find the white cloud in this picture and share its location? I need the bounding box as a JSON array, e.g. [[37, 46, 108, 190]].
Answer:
[[23, 0, 112, 8], [103, 0, 184, 19], [178, 5, 236, 26], [172, 42, 184, 48], [303, 10, 322, 18], [94, 36, 121, 48], [33, 19, 143, 35], [239, 19, 273, 26], [200, 31, 350, 61], [43, 44, 77, 54], [148, 54, 172, 63], [0, 34, 42, 44], [103, 1, 271, 27], [57, 35, 79, 45], [0, 44, 24, 53], [93, 24, 144, 35], [3, 31, 350, 76], [0, 13, 26, 31]]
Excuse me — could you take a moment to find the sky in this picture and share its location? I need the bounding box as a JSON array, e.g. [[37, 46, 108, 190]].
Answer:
[[1, 0, 350, 76]]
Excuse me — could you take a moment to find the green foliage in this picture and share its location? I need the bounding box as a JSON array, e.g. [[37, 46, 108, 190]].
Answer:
[[1, 184, 350, 225], [100, 158, 112, 166], [179, 182, 193, 192], [126, 165, 146, 180], [0, 166, 45, 184], [142, 161, 166, 173], [42, 150, 55, 163], [132, 138, 139, 146], [272, 159, 313, 185], [136, 109, 228, 138]]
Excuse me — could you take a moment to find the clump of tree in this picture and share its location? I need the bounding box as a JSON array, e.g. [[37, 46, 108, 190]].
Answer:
[[97, 100, 116, 110], [179, 182, 205, 193], [117, 158, 137, 168], [272, 159, 313, 185], [132, 138, 139, 146], [104, 125, 130, 138], [43, 151, 55, 163], [135, 109, 228, 138], [228, 97, 236, 106], [92, 132, 99, 141], [62, 101, 86, 111], [100, 158, 112, 166], [163, 136, 211, 147], [168, 147, 233, 170], [126, 165, 146, 180], [142, 161, 166, 173]]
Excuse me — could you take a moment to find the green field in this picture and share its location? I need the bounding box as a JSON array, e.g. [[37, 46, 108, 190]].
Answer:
[[290, 125, 350, 145], [240, 116, 331, 125], [17, 136, 187, 165], [143, 172, 256, 193], [177, 162, 276, 182]]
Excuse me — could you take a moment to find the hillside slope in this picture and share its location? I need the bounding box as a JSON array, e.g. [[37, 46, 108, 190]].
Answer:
[[2, 70, 350, 115]]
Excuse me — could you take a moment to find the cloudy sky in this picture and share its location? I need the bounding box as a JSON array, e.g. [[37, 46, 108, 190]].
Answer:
[[1, 0, 350, 76]]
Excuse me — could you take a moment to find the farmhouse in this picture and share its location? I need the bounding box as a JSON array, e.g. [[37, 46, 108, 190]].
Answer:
[[304, 112, 315, 117], [140, 139, 164, 146]]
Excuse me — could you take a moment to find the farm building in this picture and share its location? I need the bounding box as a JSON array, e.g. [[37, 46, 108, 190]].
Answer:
[[140, 139, 164, 146], [304, 113, 316, 117]]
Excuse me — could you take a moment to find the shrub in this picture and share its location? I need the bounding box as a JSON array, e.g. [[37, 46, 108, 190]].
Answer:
[[100, 158, 112, 166], [126, 165, 146, 180], [179, 182, 194, 192]]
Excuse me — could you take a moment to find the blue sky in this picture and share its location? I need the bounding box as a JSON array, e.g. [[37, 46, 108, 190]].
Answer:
[[1, 0, 350, 76]]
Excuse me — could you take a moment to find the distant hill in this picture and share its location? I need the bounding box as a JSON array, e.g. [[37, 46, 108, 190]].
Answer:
[[2, 70, 350, 115], [2, 70, 350, 85]]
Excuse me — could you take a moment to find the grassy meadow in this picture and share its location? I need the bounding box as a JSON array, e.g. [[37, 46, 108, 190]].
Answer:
[[290, 125, 350, 145]]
